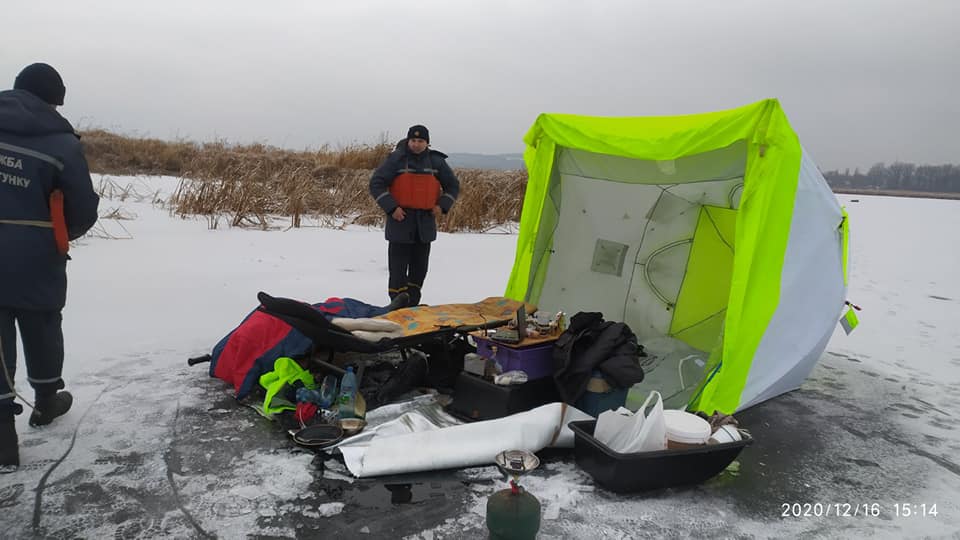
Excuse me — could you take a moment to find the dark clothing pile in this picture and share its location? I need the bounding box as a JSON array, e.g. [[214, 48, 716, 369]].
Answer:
[[209, 294, 401, 399], [552, 312, 646, 403]]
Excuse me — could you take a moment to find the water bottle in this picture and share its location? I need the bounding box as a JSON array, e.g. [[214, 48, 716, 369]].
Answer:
[[338, 366, 358, 419], [318, 375, 338, 409]]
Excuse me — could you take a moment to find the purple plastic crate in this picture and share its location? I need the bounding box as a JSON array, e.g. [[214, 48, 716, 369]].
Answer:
[[475, 337, 555, 381]]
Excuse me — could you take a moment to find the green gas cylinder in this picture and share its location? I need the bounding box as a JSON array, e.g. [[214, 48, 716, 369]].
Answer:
[[486, 481, 541, 540]]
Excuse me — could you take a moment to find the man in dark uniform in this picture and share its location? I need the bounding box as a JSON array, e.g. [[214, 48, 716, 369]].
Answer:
[[369, 125, 459, 306], [0, 63, 100, 472]]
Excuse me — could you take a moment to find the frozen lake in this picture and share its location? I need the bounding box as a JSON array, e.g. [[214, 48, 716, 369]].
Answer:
[[1, 178, 957, 538]]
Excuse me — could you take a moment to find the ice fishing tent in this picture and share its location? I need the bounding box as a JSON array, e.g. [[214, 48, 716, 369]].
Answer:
[[505, 99, 849, 414]]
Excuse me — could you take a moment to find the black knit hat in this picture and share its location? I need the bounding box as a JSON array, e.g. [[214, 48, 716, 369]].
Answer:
[[407, 125, 429, 143], [14, 63, 66, 106]]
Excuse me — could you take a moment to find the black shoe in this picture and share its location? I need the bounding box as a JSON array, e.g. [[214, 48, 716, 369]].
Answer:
[[387, 292, 410, 311], [0, 420, 18, 473], [29, 391, 73, 427]]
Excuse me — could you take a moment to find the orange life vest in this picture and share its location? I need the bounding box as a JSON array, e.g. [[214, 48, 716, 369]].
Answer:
[[389, 171, 441, 210], [50, 189, 69, 255]]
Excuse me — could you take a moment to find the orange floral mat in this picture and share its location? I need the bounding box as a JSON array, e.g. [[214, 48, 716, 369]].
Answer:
[[376, 296, 536, 338]]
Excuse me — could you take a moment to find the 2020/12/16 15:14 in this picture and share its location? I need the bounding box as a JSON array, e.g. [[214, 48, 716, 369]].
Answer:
[[781, 502, 938, 518]]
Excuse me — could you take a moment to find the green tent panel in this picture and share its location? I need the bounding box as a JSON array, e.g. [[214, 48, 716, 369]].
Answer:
[[669, 205, 736, 352]]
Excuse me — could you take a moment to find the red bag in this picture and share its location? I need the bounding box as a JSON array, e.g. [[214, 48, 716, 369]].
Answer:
[[294, 402, 318, 425]]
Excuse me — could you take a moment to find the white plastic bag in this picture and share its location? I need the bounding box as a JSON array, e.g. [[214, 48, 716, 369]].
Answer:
[[594, 391, 667, 453], [594, 407, 637, 451], [622, 390, 667, 453]]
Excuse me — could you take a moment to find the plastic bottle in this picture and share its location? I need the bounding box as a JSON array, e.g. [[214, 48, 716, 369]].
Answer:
[[296, 387, 323, 404], [318, 374, 338, 409], [338, 366, 357, 419]]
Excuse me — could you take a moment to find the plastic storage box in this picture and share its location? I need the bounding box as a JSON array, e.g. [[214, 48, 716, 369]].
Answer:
[[567, 420, 752, 493], [447, 372, 561, 421], [475, 337, 555, 381]]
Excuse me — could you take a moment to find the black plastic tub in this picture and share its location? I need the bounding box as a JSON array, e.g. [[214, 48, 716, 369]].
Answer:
[[568, 420, 752, 493], [447, 372, 561, 421]]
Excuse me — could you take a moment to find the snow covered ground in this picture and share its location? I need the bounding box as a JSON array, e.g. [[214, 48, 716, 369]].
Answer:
[[0, 175, 958, 539]]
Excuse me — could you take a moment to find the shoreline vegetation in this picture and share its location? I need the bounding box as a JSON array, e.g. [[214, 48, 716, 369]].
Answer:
[[79, 129, 959, 230], [80, 129, 525, 232]]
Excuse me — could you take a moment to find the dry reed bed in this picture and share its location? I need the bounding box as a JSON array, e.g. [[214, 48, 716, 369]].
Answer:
[[81, 130, 527, 232]]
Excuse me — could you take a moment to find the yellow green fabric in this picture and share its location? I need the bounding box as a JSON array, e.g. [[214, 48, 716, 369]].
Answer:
[[670, 206, 737, 352], [841, 307, 859, 334], [506, 99, 803, 414], [841, 207, 850, 286], [259, 357, 315, 415], [511, 137, 559, 301]]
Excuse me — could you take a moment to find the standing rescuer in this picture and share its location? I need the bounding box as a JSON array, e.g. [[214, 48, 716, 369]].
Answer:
[[369, 125, 459, 306], [0, 63, 100, 472]]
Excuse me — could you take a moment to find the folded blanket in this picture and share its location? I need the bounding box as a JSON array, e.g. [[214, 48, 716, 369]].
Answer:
[[331, 317, 405, 342], [331, 317, 404, 333]]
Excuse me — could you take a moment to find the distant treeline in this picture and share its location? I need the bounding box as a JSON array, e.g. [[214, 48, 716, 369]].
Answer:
[[823, 162, 960, 194]]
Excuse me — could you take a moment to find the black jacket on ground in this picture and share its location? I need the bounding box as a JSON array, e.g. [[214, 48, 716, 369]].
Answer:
[[0, 89, 99, 310], [369, 140, 459, 243], [552, 312, 646, 404]]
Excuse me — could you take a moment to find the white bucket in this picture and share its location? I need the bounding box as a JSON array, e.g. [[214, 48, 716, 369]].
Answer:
[[662, 410, 711, 449], [708, 424, 742, 444]]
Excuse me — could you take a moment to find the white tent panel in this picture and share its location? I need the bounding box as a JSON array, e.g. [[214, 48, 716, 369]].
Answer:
[[536, 173, 660, 319], [540, 147, 748, 345], [556, 140, 748, 185], [666, 177, 745, 210], [739, 149, 846, 409]]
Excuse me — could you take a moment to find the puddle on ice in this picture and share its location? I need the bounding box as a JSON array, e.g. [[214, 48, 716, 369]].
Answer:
[[335, 480, 482, 510]]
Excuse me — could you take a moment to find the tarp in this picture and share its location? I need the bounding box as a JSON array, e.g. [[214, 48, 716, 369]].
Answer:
[[336, 400, 591, 478]]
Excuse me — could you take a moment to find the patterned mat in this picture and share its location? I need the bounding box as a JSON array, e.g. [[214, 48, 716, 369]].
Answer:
[[376, 296, 536, 337]]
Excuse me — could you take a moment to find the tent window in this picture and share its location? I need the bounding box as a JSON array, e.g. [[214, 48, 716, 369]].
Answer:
[[591, 239, 628, 276]]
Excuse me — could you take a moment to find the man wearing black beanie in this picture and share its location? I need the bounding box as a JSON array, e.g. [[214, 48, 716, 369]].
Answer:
[[14, 63, 66, 107], [0, 63, 100, 473], [369, 125, 460, 306]]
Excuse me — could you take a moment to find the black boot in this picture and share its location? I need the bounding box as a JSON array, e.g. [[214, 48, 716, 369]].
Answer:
[[29, 391, 73, 427], [0, 419, 18, 473], [386, 292, 410, 311], [373, 351, 428, 407]]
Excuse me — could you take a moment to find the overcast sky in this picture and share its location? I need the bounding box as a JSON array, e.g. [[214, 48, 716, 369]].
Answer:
[[3, 0, 957, 170]]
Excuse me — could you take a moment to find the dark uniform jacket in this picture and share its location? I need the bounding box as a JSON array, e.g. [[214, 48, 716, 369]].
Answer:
[[0, 89, 99, 310], [553, 312, 647, 403], [369, 140, 459, 243]]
